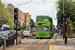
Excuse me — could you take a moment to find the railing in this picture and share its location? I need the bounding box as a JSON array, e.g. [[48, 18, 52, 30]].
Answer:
[[6, 38, 15, 47]]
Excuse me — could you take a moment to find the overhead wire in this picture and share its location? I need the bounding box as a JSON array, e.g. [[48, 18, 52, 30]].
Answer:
[[17, 0, 33, 6], [42, 0, 51, 16]]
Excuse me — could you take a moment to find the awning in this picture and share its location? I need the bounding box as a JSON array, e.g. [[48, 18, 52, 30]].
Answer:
[[0, 17, 8, 24]]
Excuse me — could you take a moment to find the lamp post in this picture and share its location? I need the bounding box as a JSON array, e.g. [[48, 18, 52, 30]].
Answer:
[[63, 0, 68, 45], [51, 9, 53, 19], [51, 9, 53, 33]]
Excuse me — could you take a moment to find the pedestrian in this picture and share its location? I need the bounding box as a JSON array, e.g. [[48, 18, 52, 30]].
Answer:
[[59, 30, 61, 35], [60, 31, 63, 36]]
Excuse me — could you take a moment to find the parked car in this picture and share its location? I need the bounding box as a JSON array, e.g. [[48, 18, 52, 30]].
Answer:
[[11, 31, 24, 39], [10, 32, 16, 39], [18, 31, 24, 39], [20, 31, 24, 39], [18, 31, 22, 36], [0, 31, 12, 44], [23, 31, 31, 37]]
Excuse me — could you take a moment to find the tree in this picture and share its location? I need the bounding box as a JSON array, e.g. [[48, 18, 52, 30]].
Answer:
[[0, 0, 13, 27], [23, 23, 27, 30], [56, 0, 75, 27], [18, 22, 22, 31]]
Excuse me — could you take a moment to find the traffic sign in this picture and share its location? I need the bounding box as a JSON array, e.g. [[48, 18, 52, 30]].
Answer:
[[29, 22, 32, 26], [63, 20, 67, 26]]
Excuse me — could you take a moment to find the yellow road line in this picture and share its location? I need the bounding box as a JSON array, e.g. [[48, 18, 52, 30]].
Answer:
[[49, 45, 52, 50]]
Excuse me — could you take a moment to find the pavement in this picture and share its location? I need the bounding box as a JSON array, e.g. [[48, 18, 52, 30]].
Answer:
[[49, 45, 75, 50], [49, 35, 75, 50], [0, 47, 3, 50], [49, 40, 75, 50], [0, 36, 75, 50], [0, 43, 33, 50]]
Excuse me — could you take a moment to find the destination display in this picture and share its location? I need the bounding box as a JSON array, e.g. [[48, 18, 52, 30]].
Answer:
[[38, 23, 46, 25]]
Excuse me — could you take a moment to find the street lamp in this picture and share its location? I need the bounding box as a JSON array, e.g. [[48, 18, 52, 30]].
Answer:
[[51, 9, 53, 19], [51, 9, 54, 33]]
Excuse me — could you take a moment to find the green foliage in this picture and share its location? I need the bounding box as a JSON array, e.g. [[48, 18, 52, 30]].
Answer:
[[70, 20, 72, 25], [73, 22, 75, 28], [23, 23, 27, 30], [0, 0, 13, 27], [18, 22, 27, 30], [56, 0, 75, 27], [19, 25, 22, 31], [67, 20, 75, 28]]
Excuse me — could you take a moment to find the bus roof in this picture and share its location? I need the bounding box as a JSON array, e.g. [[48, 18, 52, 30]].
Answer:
[[0, 24, 10, 27], [36, 15, 52, 19], [3, 24, 10, 27]]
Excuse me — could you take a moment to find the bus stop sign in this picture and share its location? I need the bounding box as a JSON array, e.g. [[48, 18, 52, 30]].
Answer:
[[29, 22, 32, 26]]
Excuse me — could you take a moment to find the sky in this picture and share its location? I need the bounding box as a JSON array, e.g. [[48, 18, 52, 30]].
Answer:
[[1, 0, 58, 27]]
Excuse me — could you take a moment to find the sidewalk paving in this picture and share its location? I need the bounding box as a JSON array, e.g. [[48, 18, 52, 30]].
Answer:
[[49, 38, 75, 50], [0, 38, 75, 50], [0, 43, 32, 50], [49, 45, 75, 50], [6, 43, 32, 50], [0, 47, 3, 50]]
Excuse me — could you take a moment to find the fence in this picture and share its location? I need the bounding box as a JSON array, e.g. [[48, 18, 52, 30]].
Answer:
[[6, 38, 15, 47]]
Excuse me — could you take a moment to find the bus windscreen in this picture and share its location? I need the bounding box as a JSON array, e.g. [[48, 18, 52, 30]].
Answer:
[[36, 17, 48, 21], [36, 17, 42, 21], [36, 27, 49, 31]]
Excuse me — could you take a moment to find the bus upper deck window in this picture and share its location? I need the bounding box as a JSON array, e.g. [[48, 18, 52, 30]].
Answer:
[[43, 17, 48, 21], [36, 17, 42, 21]]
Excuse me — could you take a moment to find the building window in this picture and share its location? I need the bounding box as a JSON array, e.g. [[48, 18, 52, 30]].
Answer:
[[27, 22, 28, 25], [27, 17, 28, 19]]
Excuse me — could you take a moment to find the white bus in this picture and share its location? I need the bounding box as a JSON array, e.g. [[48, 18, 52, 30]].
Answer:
[[0, 24, 10, 31]]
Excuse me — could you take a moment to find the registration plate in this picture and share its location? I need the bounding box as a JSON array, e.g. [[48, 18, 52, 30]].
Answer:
[[41, 36, 44, 37], [24, 35, 26, 36]]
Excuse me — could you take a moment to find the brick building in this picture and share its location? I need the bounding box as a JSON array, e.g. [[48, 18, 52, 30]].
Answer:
[[19, 10, 25, 26], [7, 4, 14, 18], [7, 4, 31, 30], [25, 13, 31, 30]]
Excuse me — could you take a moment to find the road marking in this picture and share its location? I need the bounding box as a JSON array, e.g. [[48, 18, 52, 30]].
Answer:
[[49, 45, 52, 50]]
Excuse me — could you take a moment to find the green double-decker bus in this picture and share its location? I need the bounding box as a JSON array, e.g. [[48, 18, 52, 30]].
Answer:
[[36, 15, 53, 38]]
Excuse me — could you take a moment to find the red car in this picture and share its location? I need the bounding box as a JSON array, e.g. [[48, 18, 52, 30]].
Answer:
[[11, 31, 21, 38]]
